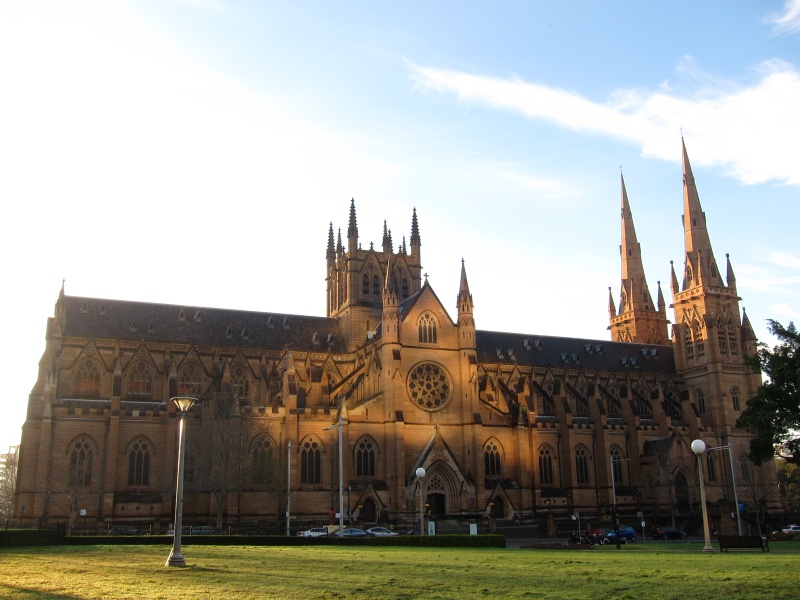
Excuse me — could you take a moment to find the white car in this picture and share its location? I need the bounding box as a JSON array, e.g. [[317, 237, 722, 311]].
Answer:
[[781, 524, 800, 534], [298, 527, 332, 538], [366, 527, 399, 537]]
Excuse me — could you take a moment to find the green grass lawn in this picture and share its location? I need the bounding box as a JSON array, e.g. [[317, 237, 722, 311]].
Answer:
[[1, 542, 798, 599]]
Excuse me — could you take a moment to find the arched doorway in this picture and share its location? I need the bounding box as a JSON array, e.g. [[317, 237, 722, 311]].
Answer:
[[426, 493, 446, 517], [359, 498, 376, 524], [489, 496, 505, 519], [674, 472, 690, 509]]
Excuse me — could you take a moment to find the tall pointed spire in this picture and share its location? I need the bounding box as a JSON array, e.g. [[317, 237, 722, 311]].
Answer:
[[681, 138, 722, 289], [347, 198, 358, 253], [410, 207, 421, 260], [457, 259, 475, 348], [608, 287, 617, 319], [457, 258, 473, 315], [327, 223, 335, 265], [726, 253, 737, 290], [619, 173, 655, 313], [609, 173, 668, 344]]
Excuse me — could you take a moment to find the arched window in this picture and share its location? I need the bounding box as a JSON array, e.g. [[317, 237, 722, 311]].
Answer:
[[706, 453, 717, 482], [418, 312, 437, 344], [74, 358, 101, 396], [717, 315, 728, 354], [539, 445, 554, 485], [362, 273, 369, 296], [373, 274, 380, 297], [695, 388, 706, 414], [355, 437, 375, 477], [127, 362, 152, 397], [69, 436, 93, 486], [684, 323, 694, 359], [575, 445, 590, 485], [178, 364, 202, 397], [693, 318, 705, 356], [731, 386, 741, 411], [484, 440, 502, 478], [128, 438, 150, 486], [402, 278, 409, 299], [252, 436, 273, 485], [231, 365, 250, 401], [300, 439, 321, 484], [728, 322, 739, 354], [610, 446, 624, 485]]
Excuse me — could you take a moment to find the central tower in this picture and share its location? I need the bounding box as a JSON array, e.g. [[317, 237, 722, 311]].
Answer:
[[326, 199, 423, 351]]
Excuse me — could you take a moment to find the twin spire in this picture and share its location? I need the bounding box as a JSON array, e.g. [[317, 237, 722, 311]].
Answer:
[[611, 138, 742, 345]]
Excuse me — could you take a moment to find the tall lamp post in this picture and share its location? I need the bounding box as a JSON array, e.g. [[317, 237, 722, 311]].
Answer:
[[324, 414, 345, 534], [165, 396, 196, 568], [415, 467, 426, 536], [691, 439, 715, 553], [706, 444, 742, 536]]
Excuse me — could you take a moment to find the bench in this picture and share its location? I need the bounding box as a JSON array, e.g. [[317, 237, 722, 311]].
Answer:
[[717, 535, 769, 552]]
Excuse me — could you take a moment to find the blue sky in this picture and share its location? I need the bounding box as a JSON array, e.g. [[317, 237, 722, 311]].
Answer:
[[1, 0, 798, 452]]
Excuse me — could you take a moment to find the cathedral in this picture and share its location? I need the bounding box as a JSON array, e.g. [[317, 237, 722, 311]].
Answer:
[[14, 140, 775, 533]]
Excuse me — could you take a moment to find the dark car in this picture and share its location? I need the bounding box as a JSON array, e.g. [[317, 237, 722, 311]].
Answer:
[[652, 526, 687, 540], [604, 526, 637, 543], [109, 525, 139, 535]]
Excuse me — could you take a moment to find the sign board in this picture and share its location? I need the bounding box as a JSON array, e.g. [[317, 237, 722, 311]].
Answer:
[[79, 509, 87, 517], [469, 523, 478, 535]]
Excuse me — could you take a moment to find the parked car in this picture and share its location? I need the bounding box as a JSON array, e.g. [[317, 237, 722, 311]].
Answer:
[[166, 526, 191, 536], [190, 526, 219, 535], [366, 527, 399, 537], [652, 526, 687, 540], [298, 527, 332, 538], [604, 526, 637, 543], [782, 524, 800, 534], [333, 528, 373, 537], [109, 525, 139, 535]]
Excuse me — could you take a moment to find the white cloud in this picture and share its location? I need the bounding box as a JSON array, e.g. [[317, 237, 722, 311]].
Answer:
[[770, 251, 800, 270], [411, 60, 800, 187], [767, 0, 800, 35]]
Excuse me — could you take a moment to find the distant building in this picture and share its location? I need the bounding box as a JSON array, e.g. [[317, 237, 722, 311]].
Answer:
[[14, 141, 778, 532]]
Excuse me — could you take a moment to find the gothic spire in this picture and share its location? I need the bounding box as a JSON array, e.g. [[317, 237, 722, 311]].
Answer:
[[619, 173, 655, 312], [347, 198, 358, 252], [327, 222, 335, 264], [726, 253, 737, 290], [681, 138, 722, 289]]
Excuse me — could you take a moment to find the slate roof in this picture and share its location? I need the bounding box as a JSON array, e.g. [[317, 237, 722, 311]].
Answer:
[[62, 296, 345, 353], [475, 330, 675, 374]]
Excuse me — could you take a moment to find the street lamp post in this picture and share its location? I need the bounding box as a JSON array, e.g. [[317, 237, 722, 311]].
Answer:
[[415, 467, 426, 536], [706, 444, 742, 536], [691, 439, 715, 553], [324, 414, 345, 534], [165, 396, 196, 568]]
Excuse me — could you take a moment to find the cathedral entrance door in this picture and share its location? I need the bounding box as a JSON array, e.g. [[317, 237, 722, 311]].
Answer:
[[360, 498, 376, 524], [426, 493, 446, 517]]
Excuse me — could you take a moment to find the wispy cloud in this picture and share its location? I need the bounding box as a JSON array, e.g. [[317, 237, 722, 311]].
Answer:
[[411, 59, 800, 187], [767, 0, 800, 35], [770, 251, 800, 270]]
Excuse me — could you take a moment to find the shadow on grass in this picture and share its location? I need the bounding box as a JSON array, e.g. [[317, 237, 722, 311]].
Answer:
[[0, 583, 84, 599]]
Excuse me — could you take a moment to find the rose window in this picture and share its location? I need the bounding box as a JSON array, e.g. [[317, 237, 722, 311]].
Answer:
[[407, 362, 452, 411]]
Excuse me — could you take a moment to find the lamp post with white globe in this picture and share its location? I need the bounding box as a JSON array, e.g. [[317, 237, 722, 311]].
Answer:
[[415, 467, 426, 536], [166, 396, 197, 567], [691, 439, 715, 553]]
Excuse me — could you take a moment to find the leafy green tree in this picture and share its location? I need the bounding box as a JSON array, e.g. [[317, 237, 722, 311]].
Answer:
[[776, 459, 800, 513], [737, 320, 800, 464]]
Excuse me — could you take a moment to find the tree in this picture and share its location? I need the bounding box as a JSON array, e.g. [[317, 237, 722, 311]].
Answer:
[[776, 459, 800, 513], [737, 320, 800, 464], [0, 447, 19, 523]]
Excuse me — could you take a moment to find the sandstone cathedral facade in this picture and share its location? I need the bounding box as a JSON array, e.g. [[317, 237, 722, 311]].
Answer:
[[14, 141, 775, 533]]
